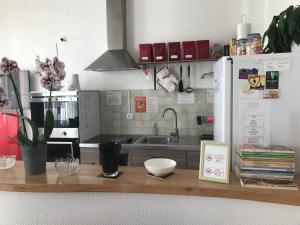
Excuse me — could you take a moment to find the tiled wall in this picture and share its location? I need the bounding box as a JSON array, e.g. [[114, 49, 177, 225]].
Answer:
[[99, 89, 213, 137]]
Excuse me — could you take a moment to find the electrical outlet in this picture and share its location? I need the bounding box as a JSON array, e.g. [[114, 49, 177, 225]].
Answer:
[[126, 113, 133, 120]]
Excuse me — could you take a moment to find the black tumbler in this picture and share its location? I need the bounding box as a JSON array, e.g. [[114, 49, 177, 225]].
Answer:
[[99, 141, 121, 178], [223, 45, 230, 56]]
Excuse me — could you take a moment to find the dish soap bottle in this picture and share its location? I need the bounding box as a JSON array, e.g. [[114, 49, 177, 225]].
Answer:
[[149, 122, 157, 135]]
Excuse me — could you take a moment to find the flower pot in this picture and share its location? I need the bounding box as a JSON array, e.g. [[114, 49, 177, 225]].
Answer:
[[22, 145, 47, 176]]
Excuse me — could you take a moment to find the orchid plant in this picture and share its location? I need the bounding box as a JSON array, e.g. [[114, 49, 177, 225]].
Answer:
[[36, 56, 66, 89], [0, 87, 9, 107], [0, 57, 66, 147]]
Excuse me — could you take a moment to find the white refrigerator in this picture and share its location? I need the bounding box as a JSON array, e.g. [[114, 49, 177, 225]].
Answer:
[[213, 53, 300, 172]]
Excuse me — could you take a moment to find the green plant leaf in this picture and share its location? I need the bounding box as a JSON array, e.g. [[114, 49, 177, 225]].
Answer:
[[44, 110, 54, 140], [8, 136, 20, 145], [3, 113, 39, 146], [17, 128, 30, 146], [263, 5, 297, 53], [38, 134, 47, 145]]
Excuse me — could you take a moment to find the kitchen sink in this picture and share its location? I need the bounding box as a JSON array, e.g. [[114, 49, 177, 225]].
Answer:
[[138, 136, 172, 145]]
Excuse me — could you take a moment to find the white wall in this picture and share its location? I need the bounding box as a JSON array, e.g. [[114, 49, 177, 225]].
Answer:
[[265, 0, 300, 27], [0, 0, 245, 91], [0, 0, 296, 91], [240, 0, 266, 35]]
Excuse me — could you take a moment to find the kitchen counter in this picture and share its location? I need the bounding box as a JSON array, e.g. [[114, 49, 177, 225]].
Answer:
[[80, 134, 201, 151], [1, 161, 300, 225], [79, 134, 142, 148], [1, 161, 300, 206]]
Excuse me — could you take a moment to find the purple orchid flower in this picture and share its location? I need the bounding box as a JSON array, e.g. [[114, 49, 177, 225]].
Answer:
[[36, 56, 66, 88], [0, 57, 20, 76]]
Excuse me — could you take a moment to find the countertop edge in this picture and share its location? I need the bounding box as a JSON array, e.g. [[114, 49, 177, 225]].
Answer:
[[79, 143, 200, 151], [0, 183, 299, 206], [0, 162, 299, 207]]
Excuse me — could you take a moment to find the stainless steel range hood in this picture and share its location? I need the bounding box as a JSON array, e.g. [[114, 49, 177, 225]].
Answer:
[[85, 0, 139, 72]]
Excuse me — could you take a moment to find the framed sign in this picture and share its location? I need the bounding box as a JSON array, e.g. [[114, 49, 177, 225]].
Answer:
[[199, 141, 231, 184], [135, 96, 146, 113]]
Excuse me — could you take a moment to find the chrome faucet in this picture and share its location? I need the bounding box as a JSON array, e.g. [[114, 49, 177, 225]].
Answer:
[[162, 108, 179, 142]]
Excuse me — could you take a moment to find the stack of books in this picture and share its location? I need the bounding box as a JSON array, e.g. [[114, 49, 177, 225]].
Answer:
[[235, 145, 298, 190]]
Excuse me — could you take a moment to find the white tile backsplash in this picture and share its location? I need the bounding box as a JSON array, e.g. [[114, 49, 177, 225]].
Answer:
[[99, 89, 213, 136]]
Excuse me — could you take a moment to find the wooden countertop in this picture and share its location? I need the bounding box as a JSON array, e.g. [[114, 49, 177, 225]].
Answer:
[[0, 161, 300, 206]]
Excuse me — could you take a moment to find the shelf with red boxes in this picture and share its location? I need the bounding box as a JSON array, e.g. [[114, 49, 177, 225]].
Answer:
[[139, 40, 218, 66], [139, 40, 219, 91]]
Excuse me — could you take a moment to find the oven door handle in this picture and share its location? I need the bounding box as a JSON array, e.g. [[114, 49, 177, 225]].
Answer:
[[47, 141, 74, 158], [30, 97, 78, 102]]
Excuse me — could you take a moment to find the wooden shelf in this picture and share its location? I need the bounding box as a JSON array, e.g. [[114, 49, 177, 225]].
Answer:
[[139, 58, 219, 66], [0, 161, 300, 206]]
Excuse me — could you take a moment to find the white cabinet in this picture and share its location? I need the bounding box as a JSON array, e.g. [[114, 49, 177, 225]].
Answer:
[[187, 151, 200, 170], [80, 148, 198, 170], [80, 148, 99, 165]]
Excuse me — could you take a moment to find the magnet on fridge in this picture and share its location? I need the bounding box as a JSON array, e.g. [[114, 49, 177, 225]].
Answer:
[[248, 74, 265, 90], [239, 68, 258, 79], [265, 71, 279, 89], [263, 89, 280, 98]]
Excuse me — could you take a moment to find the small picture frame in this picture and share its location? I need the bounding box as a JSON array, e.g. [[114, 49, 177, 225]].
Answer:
[[199, 141, 231, 184]]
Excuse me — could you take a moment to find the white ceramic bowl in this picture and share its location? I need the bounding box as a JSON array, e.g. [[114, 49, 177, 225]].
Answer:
[[144, 158, 176, 176]]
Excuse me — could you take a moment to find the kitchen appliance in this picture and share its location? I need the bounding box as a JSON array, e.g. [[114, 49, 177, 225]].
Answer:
[[213, 53, 300, 171], [85, 0, 139, 71], [30, 91, 100, 161]]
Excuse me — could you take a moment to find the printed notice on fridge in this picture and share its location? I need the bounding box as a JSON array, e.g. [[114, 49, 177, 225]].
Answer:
[[264, 60, 292, 71], [206, 89, 214, 103], [203, 145, 227, 179], [238, 100, 271, 146]]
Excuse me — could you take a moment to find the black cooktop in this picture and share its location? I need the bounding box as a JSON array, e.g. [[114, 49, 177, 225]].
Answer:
[[84, 134, 141, 145]]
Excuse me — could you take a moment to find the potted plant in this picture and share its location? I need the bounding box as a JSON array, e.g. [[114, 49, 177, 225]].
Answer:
[[263, 5, 300, 53], [0, 57, 66, 175]]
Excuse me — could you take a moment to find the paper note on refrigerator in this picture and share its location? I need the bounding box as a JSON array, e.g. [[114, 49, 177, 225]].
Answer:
[[264, 60, 292, 71], [238, 100, 271, 146], [206, 89, 214, 103]]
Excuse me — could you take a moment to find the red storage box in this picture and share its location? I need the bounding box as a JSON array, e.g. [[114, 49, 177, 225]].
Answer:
[[168, 42, 181, 61], [182, 41, 196, 60], [139, 44, 153, 63], [153, 43, 167, 62], [196, 40, 209, 59]]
